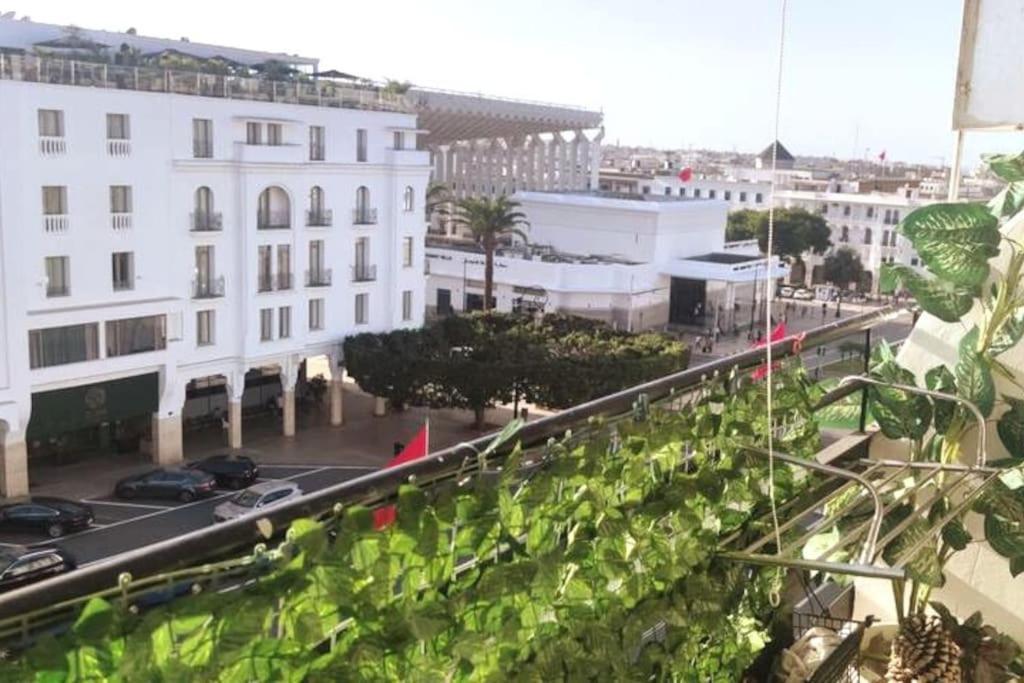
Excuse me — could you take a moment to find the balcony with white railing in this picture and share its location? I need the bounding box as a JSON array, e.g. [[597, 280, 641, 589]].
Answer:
[[111, 213, 132, 230], [257, 210, 291, 230], [0, 53, 413, 114], [353, 208, 378, 225], [351, 264, 377, 282], [192, 276, 225, 299], [306, 209, 333, 227], [107, 139, 131, 157], [39, 136, 66, 156], [306, 268, 333, 287], [190, 212, 223, 232], [43, 215, 68, 234]]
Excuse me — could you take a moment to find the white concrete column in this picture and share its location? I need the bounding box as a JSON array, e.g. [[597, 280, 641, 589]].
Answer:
[[589, 127, 605, 191], [0, 435, 28, 498], [280, 359, 299, 438], [373, 396, 387, 417], [152, 367, 185, 466], [329, 377, 344, 426], [226, 369, 246, 450]]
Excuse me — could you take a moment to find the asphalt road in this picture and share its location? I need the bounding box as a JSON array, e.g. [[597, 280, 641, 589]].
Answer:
[[0, 465, 376, 566]]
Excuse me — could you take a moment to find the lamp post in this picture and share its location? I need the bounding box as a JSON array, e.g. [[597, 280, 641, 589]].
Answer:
[[749, 261, 761, 333]]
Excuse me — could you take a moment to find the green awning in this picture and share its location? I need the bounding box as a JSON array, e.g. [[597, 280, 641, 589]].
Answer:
[[28, 373, 159, 440]]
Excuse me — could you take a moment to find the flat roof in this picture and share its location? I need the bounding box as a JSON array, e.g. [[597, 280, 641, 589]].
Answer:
[[686, 252, 761, 265]]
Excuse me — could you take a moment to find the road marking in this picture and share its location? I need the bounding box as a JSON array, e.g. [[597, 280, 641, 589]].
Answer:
[[262, 464, 378, 471], [59, 490, 237, 541], [83, 499, 172, 511]]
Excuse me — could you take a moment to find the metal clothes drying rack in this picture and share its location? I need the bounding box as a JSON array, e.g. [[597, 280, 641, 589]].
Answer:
[[718, 375, 1002, 582]]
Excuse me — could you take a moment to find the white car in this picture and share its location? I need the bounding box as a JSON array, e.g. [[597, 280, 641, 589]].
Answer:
[[779, 286, 794, 298], [213, 480, 302, 522], [793, 289, 815, 300]]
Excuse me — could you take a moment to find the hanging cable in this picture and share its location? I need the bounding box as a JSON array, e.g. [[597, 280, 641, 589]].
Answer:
[[765, 0, 789, 605]]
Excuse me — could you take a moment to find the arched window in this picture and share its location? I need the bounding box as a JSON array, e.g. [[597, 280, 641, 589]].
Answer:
[[310, 186, 324, 213], [308, 186, 331, 226], [193, 186, 217, 231], [355, 186, 374, 224], [864, 228, 873, 245], [403, 186, 414, 212], [257, 186, 290, 229]]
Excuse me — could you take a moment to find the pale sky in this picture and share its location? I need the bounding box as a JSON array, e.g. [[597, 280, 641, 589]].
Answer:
[[17, 0, 1024, 167]]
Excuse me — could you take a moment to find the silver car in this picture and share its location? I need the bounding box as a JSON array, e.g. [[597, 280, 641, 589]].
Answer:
[[212, 480, 302, 522]]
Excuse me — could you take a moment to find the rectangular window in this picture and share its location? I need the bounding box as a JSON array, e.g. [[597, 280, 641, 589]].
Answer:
[[664, 187, 672, 196], [278, 306, 291, 339], [393, 131, 404, 150], [821, 204, 828, 215], [642, 185, 651, 194], [693, 188, 701, 198], [111, 252, 134, 291], [42, 186, 67, 215], [38, 109, 64, 137], [260, 308, 274, 341], [192, 118, 213, 158], [267, 123, 282, 146], [45, 256, 70, 297], [867, 207, 875, 219], [724, 190, 731, 200], [106, 315, 167, 357], [402, 290, 413, 321], [402, 236, 414, 267], [246, 121, 262, 145], [739, 191, 747, 202], [679, 188, 686, 197], [309, 298, 324, 331], [309, 125, 325, 160], [106, 113, 130, 139], [882, 230, 891, 247], [355, 293, 368, 324], [197, 310, 214, 346], [110, 185, 133, 213], [755, 193, 763, 204], [356, 128, 368, 162], [843, 205, 851, 216], [258, 245, 273, 292], [277, 244, 291, 289], [29, 323, 99, 369]]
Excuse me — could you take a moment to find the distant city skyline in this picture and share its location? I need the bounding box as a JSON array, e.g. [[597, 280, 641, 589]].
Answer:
[[19, 0, 1024, 167]]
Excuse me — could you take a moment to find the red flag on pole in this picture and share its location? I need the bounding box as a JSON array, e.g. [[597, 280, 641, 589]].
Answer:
[[678, 167, 693, 182], [751, 323, 788, 380], [878, 150, 886, 162], [374, 422, 430, 529]]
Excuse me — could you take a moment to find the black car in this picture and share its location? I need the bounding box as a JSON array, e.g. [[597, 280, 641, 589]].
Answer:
[[0, 546, 76, 592], [0, 497, 94, 538], [187, 454, 259, 489], [115, 468, 217, 502]]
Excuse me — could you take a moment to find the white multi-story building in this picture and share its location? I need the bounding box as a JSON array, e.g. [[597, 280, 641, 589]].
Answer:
[[0, 20, 431, 496], [426, 190, 786, 331]]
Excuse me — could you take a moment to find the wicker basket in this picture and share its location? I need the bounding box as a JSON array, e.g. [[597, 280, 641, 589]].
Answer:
[[791, 612, 874, 683]]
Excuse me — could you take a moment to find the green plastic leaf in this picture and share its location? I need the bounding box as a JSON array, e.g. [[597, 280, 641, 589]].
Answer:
[[880, 264, 976, 323], [941, 518, 972, 551], [881, 505, 944, 586], [985, 514, 1024, 576], [287, 517, 327, 558], [869, 345, 932, 440], [72, 597, 116, 642], [956, 327, 996, 417], [990, 311, 1024, 356], [925, 365, 958, 433], [984, 151, 1024, 182], [988, 182, 1024, 219], [899, 203, 1000, 287], [998, 398, 1024, 459]]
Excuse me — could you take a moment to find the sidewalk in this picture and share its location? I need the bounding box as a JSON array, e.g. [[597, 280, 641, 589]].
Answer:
[[23, 384, 553, 502]]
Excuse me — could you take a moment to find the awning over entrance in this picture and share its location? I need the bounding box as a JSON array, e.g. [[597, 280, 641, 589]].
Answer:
[[659, 252, 789, 283], [27, 373, 159, 440]]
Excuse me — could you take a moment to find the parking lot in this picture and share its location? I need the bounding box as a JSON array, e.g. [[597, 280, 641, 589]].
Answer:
[[0, 463, 377, 566]]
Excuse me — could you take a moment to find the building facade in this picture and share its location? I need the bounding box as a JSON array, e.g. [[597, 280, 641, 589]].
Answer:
[[0, 27, 430, 496]]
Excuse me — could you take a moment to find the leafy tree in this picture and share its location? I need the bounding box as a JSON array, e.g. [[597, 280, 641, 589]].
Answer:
[[726, 209, 761, 241], [448, 196, 530, 311], [755, 207, 831, 264], [822, 247, 865, 317]]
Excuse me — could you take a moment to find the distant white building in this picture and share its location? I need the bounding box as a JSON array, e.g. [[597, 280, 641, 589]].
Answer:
[[426, 191, 786, 332]]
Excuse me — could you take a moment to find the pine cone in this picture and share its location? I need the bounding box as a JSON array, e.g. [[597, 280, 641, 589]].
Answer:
[[886, 614, 962, 682]]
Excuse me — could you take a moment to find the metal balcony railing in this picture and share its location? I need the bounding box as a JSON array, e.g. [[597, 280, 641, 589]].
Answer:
[[0, 307, 898, 627], [353, 207, 378, 225], [258, 210, 291, 230], [306, 209, 333, 227], [192, 276, 225, 299], [106, 139, 130, 157], [276, 272, 294, 291], [306, 268, 333, 287], [111, 213, 132, 230], [43, 214, 68, 233], [39, 136, 66, 156], [257, 274, 274, 293], [190, 212, 223, 232], [46, 284, 70, 298], [351, 264, 377, 282], [310, 145, 325, 161], [193, 141, 213, 159]]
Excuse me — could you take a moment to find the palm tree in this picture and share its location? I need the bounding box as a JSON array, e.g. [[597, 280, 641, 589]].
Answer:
[[822, 247, 865, 318], [449, 196, 530, 311]]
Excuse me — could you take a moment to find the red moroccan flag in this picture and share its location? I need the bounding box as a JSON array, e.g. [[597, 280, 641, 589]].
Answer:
[[751, 323, 788, 381], [678, 167, 693, 182], [374, 422, 429, 529]]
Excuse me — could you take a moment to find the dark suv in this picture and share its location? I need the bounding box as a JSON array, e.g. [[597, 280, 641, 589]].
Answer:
[[115, 468, 217, 502], [0, 498, 94, 538], [187, 454, 259, 490], [0, 546, 76, 592]]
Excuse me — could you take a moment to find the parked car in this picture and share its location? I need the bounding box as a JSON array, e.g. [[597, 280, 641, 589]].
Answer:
[[0, 545, 76, 592], [793, 288, 815, 300], [115, 468, 217, 502], [0, 497, 93, 538], [213, 480, 303, 523], [187, 454, 259, 490], [779, 286, 794, 298]]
